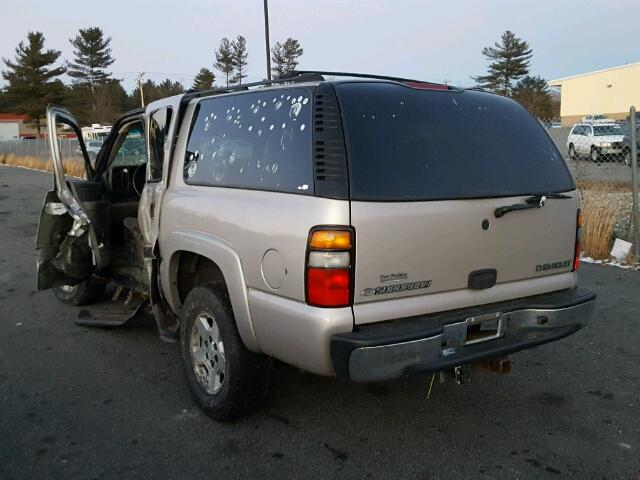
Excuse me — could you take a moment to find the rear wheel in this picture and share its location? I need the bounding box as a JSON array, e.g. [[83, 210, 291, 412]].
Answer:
[[52, 281, 105, 306], [180, 286, 271, 421], [568, 143, 577, 159]]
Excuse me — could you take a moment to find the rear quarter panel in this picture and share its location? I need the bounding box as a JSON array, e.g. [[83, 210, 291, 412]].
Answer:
[[158, 99, 352, 354]]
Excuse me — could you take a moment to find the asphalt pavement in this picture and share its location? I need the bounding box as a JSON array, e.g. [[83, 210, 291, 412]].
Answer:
[[0, 165, 638, 479]]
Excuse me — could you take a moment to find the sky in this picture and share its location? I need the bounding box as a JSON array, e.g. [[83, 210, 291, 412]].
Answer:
[[1, 0, 639, 92]]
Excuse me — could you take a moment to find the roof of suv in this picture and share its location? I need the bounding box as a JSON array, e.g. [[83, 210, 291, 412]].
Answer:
[[182, 71, 460, 104]]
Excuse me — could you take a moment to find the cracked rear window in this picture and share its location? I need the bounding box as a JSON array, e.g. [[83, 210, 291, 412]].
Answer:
[[336, 82, 574, 201], [184, 88, 313, 194]]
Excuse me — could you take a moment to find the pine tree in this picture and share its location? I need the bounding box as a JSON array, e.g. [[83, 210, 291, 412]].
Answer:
[[215, 38, 234, 87], [67, 27, 115, 120], [130, 79, 158, 108], [65, 78, 129, 125], [473, 31, 532, 95], [511, 75, 554, 119], [271, 42, 287, 79], [2, 31, 66, 135], [93, 79, 129, 123], [157, 78, 185, 97], [231, 35, 248, 85], [192, 68, 215, 90], [0, 90, 11, 112], [271, 38, 303, 79]]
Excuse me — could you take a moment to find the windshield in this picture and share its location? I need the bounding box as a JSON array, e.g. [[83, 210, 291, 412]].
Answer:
[[593, 125, 623, 136], [335, 82, 574, 201]]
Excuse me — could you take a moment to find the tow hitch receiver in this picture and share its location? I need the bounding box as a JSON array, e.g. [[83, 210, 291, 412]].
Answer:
[[451, 356, 511, 386]]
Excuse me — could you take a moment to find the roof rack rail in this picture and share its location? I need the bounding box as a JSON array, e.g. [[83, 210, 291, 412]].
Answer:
[[183, 72, 324, 101], [182, 71, 454, 104], [293, 70, 448, 87]]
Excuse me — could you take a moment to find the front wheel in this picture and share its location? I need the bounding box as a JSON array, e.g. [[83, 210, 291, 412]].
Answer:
[[590, 146, 600, 162], [568, 143, 577, 159], [624, 151, 632, 166], [52, 281, 105, 306], [180, 286, 272, 421]]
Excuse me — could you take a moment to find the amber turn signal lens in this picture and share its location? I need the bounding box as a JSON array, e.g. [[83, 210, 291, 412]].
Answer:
[[309, 230, 352, 250]]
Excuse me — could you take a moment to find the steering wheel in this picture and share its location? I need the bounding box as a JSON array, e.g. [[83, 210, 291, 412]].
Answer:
[[132, 164, 146, 198]]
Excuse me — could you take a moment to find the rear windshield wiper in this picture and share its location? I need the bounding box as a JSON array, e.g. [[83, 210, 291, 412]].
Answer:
[[494, 193, 571, 218]]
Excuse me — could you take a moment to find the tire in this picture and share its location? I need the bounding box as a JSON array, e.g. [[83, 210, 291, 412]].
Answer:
[[52, 281, 106, 306], [568, 144, 576, 160], [590, 146, 600, 162], [625, 151, 631, 166], [180, 286, 272, 421]]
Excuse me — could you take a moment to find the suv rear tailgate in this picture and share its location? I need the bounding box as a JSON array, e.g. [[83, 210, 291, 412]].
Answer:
[[351, 195, 577, 324], [333, 81, 578, 325]]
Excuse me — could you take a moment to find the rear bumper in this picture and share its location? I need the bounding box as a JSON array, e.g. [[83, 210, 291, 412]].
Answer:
[[331, 288, 596, 382]]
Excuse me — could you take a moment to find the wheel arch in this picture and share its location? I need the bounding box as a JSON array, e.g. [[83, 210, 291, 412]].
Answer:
[[161, 231, 261, 352]]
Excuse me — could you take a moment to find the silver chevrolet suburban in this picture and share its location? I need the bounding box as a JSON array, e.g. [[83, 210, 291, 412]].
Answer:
[[36, 71, 596, 420]]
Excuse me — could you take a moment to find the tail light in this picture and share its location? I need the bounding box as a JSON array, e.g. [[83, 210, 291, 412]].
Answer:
[[572, 209, 584, 271], [306, 227, 354, 307]]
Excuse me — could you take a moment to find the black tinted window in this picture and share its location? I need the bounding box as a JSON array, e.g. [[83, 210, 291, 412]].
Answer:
[[184, 88, 313, 194], [593, 124, 623, 136], [336, 83, 574, 201], [149, 107, 172, 181]]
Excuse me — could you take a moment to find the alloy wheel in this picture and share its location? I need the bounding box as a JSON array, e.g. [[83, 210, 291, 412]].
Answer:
[[190, 313, 226, 394]]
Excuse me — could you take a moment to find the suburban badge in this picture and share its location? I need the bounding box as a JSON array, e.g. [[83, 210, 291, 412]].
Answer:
[[362, 280, 432, 297]]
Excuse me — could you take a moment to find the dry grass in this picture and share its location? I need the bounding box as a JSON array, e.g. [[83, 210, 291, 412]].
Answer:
[[0, 153, 85, 178], [578, 182, 631, 260], [576, 179, 632, 193]]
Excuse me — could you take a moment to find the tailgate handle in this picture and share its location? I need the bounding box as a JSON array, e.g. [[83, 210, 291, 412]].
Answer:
[[468, 269, 497, 290]]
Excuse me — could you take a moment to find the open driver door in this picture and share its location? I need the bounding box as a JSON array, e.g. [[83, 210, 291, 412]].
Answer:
[[35, 106, 111, 290]]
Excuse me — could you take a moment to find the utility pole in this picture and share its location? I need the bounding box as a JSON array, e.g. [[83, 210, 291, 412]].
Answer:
[[263, 0, 272, 81], [137, 72, 145, 107]]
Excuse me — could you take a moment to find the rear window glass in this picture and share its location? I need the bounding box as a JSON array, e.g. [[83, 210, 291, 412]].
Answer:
[[184, 88, 313, 194], [593, 124, 623, 136], [336, 82, 574, 201]]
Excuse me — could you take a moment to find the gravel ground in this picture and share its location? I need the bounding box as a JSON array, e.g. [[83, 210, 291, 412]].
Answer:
[[1, 165, 639, 479]]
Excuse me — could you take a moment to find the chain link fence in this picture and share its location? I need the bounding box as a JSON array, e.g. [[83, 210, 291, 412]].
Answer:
[[543, 109, 639, 262], [0, 137, 82, 160], [0, 138, 85, 176]]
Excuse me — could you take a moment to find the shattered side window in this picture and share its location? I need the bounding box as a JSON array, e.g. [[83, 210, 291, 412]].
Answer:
[[184, 88, 313, 195]]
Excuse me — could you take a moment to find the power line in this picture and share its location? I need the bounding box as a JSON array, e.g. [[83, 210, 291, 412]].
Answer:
[[113, 71, 198, 79]]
